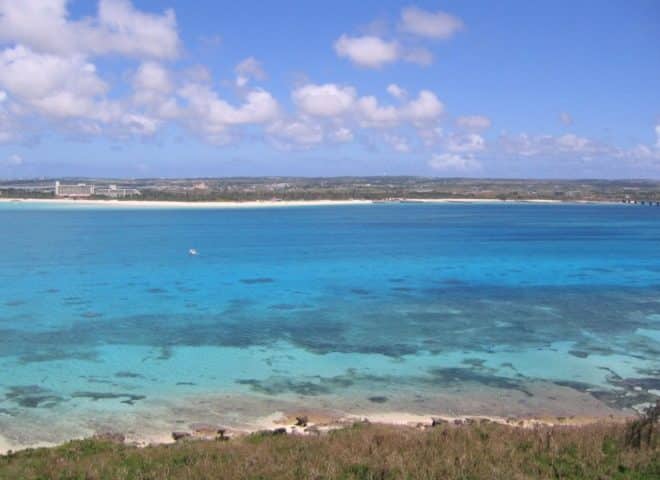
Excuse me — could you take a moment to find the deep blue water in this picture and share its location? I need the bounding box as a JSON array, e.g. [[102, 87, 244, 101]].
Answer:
[[1, 202, 659, 447]]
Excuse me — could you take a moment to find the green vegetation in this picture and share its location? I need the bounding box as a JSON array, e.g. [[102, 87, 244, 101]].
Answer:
[[3, 177, 660, 202], [1, 419, 657, 479]]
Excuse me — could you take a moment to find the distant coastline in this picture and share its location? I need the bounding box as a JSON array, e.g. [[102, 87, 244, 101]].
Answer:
[[0, 197, 619, 208], [3, 178, 657, 206]]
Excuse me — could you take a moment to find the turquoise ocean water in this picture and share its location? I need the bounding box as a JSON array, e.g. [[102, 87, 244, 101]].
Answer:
[[1, 201, 659, 448]]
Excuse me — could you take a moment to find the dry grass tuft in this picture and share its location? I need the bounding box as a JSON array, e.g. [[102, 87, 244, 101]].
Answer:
[[0, 420, 658, 479]]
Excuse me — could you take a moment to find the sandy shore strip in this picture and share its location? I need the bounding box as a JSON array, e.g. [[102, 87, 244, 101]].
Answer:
[[0, 198, 375, 209], [0, 197, 619, 209], [0, 409, 633, 455]]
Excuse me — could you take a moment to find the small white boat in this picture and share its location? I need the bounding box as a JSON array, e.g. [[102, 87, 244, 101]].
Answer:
[[188, 248, 198, 256]]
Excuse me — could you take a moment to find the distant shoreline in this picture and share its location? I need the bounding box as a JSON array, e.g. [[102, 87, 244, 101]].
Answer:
[[0, 197, 621, 208]]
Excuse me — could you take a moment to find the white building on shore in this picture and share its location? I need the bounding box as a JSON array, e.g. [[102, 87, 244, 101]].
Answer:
[[54, 181, 94, 197], [54, 181, 140, 198], [94, 184, 141, 198]]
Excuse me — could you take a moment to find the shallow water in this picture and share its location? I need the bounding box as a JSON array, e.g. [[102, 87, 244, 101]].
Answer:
[[1, 202, 659, 448]]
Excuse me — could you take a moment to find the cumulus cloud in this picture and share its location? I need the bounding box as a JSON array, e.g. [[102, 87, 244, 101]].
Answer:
[[447, 133, 486, 153], [0, 1, 183, 139], [235, 57, 266, 87], [0, 45, 109, 119], [334, 34, 436, 68], [489, 127, 660, 174], [267, 118, 324, 148], [384, 133, 411, 152], [402, 47, 433, 66], [400, 6, 463, 39], [417, 126, 444, 147], [292, 83, 356, 117], [655, 125, 660, 148], [618, 144, 660, 165], [131, 62, 177, 111], [179, 83, 279, 142], [267, 119, 355, 149], [426, 126, 660, 176], [498, 132, 602, 157], [120, 113, 159, 136], [357, 89, 444, 128], [133, 62, 172, 95], [0, 0, 180, 59], [401, 90, 444, 124], [332, 127, 354, 143], [429, 153, 481, 172], [0, 0, 653, 179], [357, 96, 400, 127], [334, 34, 399, 68], [456, 115, 491, 131], [0, 1, 457, 147], [386, 84, 407, 100]]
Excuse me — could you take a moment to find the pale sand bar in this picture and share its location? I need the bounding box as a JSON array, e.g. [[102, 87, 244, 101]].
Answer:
[[0, 197, 596, 209]]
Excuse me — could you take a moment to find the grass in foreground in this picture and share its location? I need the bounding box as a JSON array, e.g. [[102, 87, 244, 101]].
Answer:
[[1, 419, 658, 480]]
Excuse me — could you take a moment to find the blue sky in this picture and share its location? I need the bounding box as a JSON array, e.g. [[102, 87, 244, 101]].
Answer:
[[0, 0, 658, 178]]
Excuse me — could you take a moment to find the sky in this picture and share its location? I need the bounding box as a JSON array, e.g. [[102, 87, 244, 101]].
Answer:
[[0, 0, 658, 179]]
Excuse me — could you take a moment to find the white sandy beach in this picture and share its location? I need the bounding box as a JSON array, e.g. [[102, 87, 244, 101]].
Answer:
[[0, 197, 374, 208], [0, 197, 584, 209]]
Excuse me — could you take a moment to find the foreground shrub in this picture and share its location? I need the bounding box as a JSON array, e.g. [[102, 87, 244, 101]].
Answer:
[[0, 420, 658, 479]]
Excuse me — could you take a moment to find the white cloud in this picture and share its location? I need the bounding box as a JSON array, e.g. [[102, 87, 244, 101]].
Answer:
[[0, 45, 108, 118], [0, 91, 6, 103], [131, 62, 179, 121], [95, 0, 179, 59], [133, 61, 172, 95], [447, 133, 486, 153], [400, 6, 463, 39], [334, 35, 399, 68], [429, 153, 481, 172], [386, 84, 407, 100], [121, 113, 159, 136], [401, 90, 444, 124], [456, 115, 491, 131], [334, 34, 436, 68], [292, 83, 356, 117], [620, 144, 660, 163], [0, 0, 180, 59], [267, 117, 354, 149], [332, 127, 353, 143], [490, 127, 660, 173], [556, 133, 591, 151], [560, 112, 573, 126], [498, 132, 604, 158], [357, 96, 399, 127], [235, 57, 266, 87], [384, 133, 410, 152], [185, 65, 212, 84], [402, 47, 433, 66], [0, 1, 185, 139], [235, 57, 266, 80], [267, 119, 323, 148], [179, 83, 279, 142], [417, 126, 443, 146], [655, 125, 660, 148], [357, 89, 444, 128]]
